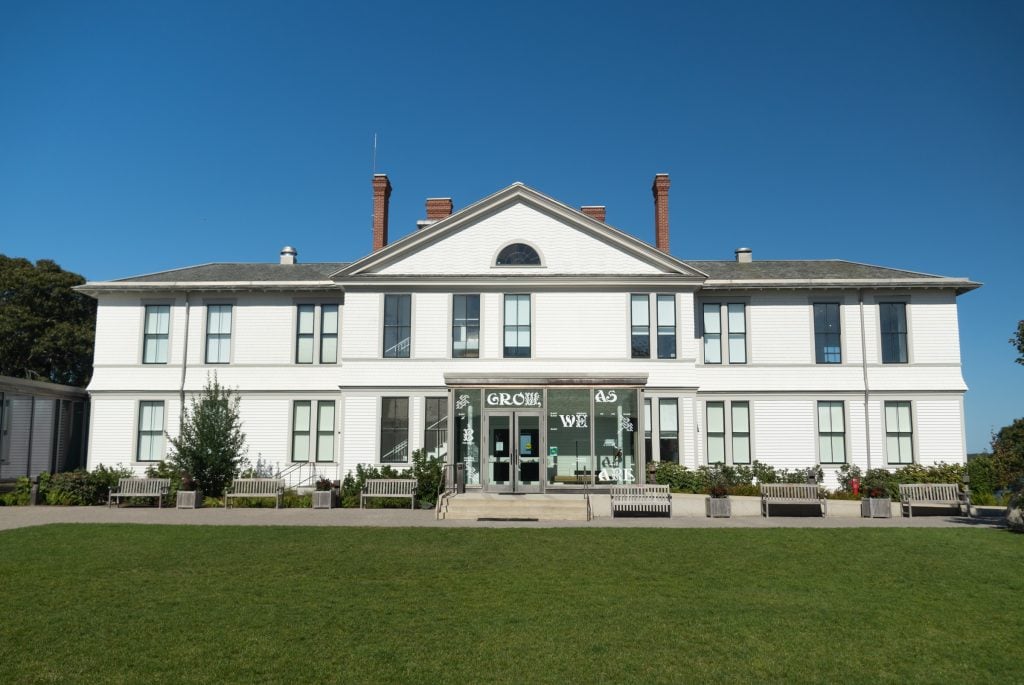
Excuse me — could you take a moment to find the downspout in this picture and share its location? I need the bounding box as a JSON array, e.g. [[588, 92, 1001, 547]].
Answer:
[[179, 292, 191, 431], [859, 289, 871, 471]]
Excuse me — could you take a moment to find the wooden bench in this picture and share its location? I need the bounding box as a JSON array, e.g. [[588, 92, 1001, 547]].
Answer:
[[760, 483, 827, 518], [609, 484, 672, 517], [361, 479, 417, 509], [898, 483, 969, 518], [224, 478, 284, 508], [108, 478, 171, 508]]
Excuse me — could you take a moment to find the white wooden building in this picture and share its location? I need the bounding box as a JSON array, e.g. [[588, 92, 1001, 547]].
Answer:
[[78, 174, 979, 490]]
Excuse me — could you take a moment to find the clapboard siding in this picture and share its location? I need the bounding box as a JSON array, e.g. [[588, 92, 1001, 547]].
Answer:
[[413, 294, 448, 359], [237, 396, 291, 466], [231, 297, 297, 365], [909, 294, 961, 364], [747, 295, 812, 364], [342, 292, 380, 358], [535, 292, 625, 358], [481, 293, 502, 358], [341, 396, 377, 474], [93, 296, 146, 365], [753, 400, 817, 470], [913, 398, 965, 465], [374, 202, 665, 276]]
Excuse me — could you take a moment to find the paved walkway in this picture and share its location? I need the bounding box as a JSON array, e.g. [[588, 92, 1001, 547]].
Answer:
[[0, 504, 1008, 531]]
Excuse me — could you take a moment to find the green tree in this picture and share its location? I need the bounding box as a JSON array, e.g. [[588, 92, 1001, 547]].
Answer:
[[0, 255, 96, 386], [167, 375, 247, 497], [990, 418, 1024, 492], [1012, 320, 1024, 366]]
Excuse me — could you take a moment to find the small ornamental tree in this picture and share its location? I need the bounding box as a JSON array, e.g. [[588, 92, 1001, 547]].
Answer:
[[167, 375, 247, 497]]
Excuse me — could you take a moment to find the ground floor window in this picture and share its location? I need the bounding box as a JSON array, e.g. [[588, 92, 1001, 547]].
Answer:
[[291, 400, 335, 462], [706, 400, 751, 465], [817, 401, 846, 464], [885, 401, 914, 464], [381, 397, 410, 463], [137, 401, 165, 462], [425, 397, 448, 461]]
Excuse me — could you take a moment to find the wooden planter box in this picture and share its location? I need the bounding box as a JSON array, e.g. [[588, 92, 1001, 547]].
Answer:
[[861, 498, 892, 518], [705, 496, 731, 518], [176, 490, 202, 509], [312, 490, 335, 509]]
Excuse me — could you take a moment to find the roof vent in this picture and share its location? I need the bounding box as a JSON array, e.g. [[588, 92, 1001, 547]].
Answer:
[[280, 246, 298, 265], [735, 247, 752, 263]]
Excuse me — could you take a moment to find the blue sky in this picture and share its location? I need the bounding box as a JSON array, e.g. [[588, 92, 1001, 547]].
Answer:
[[1, 1, 1021, 451]]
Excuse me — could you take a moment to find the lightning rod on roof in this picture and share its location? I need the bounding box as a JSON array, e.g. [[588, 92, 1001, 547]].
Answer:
[[372, 133, 378, 175]]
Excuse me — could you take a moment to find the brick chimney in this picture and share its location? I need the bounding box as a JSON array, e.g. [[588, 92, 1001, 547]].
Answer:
[[426, 198, 453, 221], [372, 174, 392, 251], [652, 173, 670, 253], [580, 206, 606, 222]]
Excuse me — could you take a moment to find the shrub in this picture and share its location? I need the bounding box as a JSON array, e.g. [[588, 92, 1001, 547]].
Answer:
[[43, 465, 135, 505], [408, 449, 444, 506], [0, 477, 33, 506], [339, 463, 408, 508]]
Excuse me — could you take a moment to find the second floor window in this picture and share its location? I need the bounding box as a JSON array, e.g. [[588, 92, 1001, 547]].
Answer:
[[657, 295, 676, 359], [880, 302, 908, 364], [703, 303, 746, 364], [630, 295, 650, 358], [814, 303, 841, 364], [383, 294, 411, 358], [142, 305, 170, 364], [452, 295, 480, 358], [205, 305, 232, 364], [504, 294, 531, 358], [296, 304, 340, 364]]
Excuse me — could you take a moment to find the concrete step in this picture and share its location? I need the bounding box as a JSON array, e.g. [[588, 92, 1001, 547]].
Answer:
[[440, 494, 589, 521]]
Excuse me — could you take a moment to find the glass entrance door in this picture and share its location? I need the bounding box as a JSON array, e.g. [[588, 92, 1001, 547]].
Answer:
[[485, 412, 543, 493]]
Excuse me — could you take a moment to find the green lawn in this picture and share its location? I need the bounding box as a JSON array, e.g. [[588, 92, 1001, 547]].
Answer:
[[0, 526, 1020, 684]]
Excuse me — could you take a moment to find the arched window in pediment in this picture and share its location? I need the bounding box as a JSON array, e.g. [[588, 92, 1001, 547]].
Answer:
[[495, 243, 541, 266]]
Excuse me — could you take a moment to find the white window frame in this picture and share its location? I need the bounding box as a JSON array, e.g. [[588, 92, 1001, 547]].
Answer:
[[452, 294, 481, 359], [204, 304, 233, 365], [290, 399, 336, 463], [812, 302, 842, 365], [424, 396, 449, 461], [136, 400, 165, 462], [503, 294, 531, 358], [380, 396, 410, 464], [142, 304, 171, 364], [701, 301, 748, 364], [816, 400, 847, 465], [704, 399, 753, 465], [884, 400, 915, 465], [382, 294, 412, 359], [879, 301, 910, 364], [295, 303, 341, 365]]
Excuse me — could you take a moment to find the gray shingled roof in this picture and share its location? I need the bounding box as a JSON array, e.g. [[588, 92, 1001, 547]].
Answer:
[[113, 262, 349, 282], [684, 260, 949, 281]]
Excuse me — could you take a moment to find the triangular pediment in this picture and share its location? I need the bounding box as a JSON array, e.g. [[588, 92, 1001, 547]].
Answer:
[[332, 183, 706, 281]]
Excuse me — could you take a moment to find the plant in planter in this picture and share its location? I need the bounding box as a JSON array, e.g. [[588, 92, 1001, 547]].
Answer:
[[705, 480, 731, 518], [312, 476, 335, 509], [860, 472, 892, 518], [176, 472, 202, 509]]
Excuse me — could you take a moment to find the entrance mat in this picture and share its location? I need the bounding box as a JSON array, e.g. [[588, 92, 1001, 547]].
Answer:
[[477, 517, 539, 522]]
